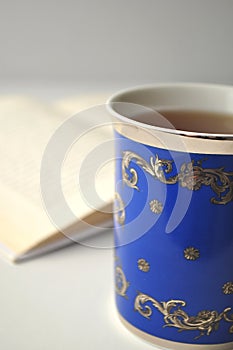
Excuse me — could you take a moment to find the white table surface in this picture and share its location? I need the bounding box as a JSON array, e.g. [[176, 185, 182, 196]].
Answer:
[[0, 234, 159, 350]]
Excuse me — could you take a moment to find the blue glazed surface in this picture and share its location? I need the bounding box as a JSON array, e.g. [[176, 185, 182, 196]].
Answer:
[[114, 131, 233, 345]]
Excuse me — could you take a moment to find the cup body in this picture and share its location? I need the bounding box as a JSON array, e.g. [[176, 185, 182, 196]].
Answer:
[[108, 84, 233, 349]]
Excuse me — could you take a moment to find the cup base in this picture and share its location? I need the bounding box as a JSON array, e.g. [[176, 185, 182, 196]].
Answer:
[[118, 313, 233, 350]]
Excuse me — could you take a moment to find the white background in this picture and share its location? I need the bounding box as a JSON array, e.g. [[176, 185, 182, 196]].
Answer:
[[0, 0, 233, 85]]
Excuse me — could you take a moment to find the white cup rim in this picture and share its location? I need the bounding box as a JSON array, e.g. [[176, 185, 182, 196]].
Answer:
[[107, 82, 233, 140]]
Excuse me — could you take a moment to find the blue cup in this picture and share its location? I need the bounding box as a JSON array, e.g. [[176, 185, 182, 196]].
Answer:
[[108, 84, 233, 350]]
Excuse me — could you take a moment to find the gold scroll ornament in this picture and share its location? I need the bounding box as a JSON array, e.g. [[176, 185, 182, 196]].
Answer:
[[115, 256, 130, 298], [135, 292, 233, 340], [122, 152, 233, 205]]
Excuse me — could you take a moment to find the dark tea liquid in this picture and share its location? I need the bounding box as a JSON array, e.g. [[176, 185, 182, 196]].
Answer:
[[133, 109, 233, 134]]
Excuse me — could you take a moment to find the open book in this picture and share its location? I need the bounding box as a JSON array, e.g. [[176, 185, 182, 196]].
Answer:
[[0, 94, 114, 262]]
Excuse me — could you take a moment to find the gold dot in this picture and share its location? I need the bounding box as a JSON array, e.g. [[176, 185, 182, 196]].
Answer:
[[184, 247, 200, 261], [137, 258, 150, 272], [149, 199, 163, 214], [222, 282, 233, 295]]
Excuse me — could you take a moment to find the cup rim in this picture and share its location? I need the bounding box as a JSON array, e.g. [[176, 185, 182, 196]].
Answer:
[[107, 82, 233, 140]]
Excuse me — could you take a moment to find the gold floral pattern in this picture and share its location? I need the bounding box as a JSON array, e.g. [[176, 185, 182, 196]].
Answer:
[[122, 151, 233, 205], [184, 247, 200, 261], [114, 192, 125, 226], [134, 292, 233, 339], [149, 199, 163, 214], [223, 282, 233, 295], [115, 257, 129, 298], [137, 258, 150, 272], [122, 151, 175, 190]]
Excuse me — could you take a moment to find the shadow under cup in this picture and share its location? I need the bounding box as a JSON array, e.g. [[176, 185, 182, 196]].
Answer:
[[107, 84, 233, 350]]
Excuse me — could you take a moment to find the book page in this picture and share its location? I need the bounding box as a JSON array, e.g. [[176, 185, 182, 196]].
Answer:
[[0, 95, 114, 261]]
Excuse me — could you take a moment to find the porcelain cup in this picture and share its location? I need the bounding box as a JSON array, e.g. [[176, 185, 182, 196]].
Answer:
[[107, 83, 233, 350]]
